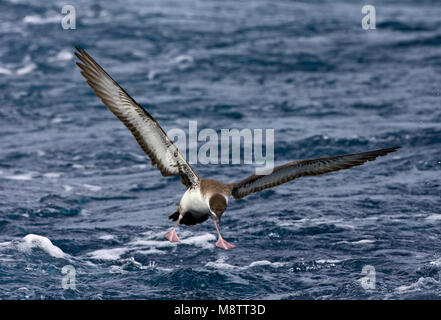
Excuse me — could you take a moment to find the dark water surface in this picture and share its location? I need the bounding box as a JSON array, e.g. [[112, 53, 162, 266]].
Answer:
[[0, 0, 440, 299]]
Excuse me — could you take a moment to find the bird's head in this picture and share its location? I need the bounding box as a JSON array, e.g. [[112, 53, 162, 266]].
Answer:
[[209, 193, 227, 222]]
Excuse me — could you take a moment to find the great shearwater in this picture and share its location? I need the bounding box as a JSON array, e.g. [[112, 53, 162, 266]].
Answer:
[[75, 47, 399, 250]]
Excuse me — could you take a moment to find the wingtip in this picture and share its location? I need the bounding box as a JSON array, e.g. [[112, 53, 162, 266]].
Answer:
[[379, 146, 400, 154], [377, 146, 400, 157]]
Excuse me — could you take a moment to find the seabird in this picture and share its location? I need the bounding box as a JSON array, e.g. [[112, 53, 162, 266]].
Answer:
[[75, 47, 400, 250]]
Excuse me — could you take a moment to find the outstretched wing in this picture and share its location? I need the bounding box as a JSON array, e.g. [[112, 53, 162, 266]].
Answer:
[[75, 47, 199, 188], [231, 147, 399, 199]]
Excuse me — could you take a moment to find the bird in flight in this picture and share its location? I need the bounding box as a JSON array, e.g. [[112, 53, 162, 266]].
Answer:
[[75, 47, 399, 250]]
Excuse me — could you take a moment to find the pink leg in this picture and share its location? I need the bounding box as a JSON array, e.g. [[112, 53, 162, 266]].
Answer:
[[165, 214, 183, 242], [213, 220, 235, 250]]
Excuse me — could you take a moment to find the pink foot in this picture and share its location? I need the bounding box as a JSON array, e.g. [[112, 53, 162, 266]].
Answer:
[[216, 237, 235, 250], [165, 229, 180, 242], [213, 219, 235, 250], [165, 214, 182, 242]]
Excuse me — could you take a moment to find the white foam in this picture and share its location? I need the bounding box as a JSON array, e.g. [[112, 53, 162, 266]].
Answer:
[[16, 63, 36, 75], [181, 233, 216, 249], [248, 260, 286, 268], [121, 257, 143, 268], [173, 54, 194, 65], [351, 239, 375, 245], [43, 172, 61, 179], [18, 234, 67, 259], [63, 185, 73, 192], [89, 247, 128, 260], [157, 266, 174, 272], [108, 265, 124, 274], [205, 257, 285, 271], [116, 231, 216, 256], [54, 50, 73, 61], [5, 172, 34, 180], [205, 259, 238, 270], [172, 54, 194, 70], [395, 277, 439, 293], [428, 257, 441, 268], [268, 232, 280, 238], [99, 235, 116, 241], [0, 67, 12, 75], [316, 259, 341, 264], [0, 241, 11, 247], [82, 184, 102, 192], [51, 117, 64, 124], [136, 248, 166, 255], [426, 214, 441, 221], [132, 232, 216, 250], [129, 239, 174, 249], [275, 220, 294, 227]]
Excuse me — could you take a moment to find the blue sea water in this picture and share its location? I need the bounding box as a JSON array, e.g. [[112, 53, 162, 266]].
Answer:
[[0, 0, 440, 299]]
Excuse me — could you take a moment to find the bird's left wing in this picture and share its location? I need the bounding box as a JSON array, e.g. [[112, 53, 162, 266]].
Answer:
[[231, 147, 399, 199], [75, 47, 199, 188]]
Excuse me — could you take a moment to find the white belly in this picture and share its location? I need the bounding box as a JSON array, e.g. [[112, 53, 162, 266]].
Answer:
[[179, 188, 209, 217]]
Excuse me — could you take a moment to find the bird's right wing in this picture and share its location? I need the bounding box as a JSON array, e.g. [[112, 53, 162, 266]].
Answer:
[[231, 147, 400, 199], [75, 47, 199, 188]]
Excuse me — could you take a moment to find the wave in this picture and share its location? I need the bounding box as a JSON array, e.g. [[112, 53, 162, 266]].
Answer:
[[131, 232, 216, 250], [4, 172, 35, 180], [88, 231, 217, 261], [50, 50, 74, 62], [16, 63, 36, 75], [171, 54, 194, 70], [88, 247, 128, 261], [395, 277, 439, 293], [0, 66, 13, 75], [81, 184, 102, 192], [425, 214, 441, 222], [205, 257, 286, 271], [17, 234, 68, 259]]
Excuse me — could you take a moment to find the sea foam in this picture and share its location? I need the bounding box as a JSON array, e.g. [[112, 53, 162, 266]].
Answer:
[[88, 247, 128, 260], [205, 257, 286, 271], [18, 234, 67, 259]]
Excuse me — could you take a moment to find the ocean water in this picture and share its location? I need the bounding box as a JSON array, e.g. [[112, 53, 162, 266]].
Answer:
[[0, 0, 440, 300]]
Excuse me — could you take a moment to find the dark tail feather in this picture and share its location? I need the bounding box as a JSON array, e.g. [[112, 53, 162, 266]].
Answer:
[[168, 211, 180, 221], [168, 211, 209, 226]]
